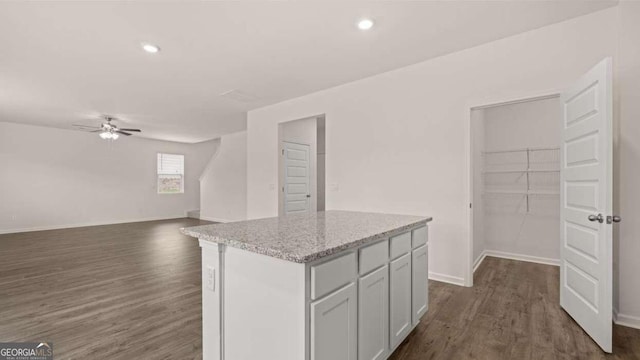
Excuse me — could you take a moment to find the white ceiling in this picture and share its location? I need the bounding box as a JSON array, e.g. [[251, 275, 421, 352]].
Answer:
[[0, 1, 616, 143]]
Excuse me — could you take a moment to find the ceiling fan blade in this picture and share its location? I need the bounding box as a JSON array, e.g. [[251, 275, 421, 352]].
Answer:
[[115, 130, 132, 136], [118, 128, 141, 132], [72, 124, 101, 131]]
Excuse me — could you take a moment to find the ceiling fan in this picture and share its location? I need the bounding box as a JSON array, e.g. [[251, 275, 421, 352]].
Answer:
[[73, 115, 142, 140]]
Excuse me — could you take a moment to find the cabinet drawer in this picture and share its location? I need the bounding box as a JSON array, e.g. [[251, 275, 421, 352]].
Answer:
[[311, 252, 357, 300], [359, 239, 389, 275], [389, 232, 411, 259], [411, 226, 428, 248]]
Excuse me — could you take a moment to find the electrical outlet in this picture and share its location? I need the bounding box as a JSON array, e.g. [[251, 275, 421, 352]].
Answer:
[[206, 266, 215, 292]]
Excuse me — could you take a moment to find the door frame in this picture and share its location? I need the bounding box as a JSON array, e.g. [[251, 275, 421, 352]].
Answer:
[[465, 89, 562, 287], [277, 114, 327, 216]]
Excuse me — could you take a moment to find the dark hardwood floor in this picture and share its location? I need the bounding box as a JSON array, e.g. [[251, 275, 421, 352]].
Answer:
[[1, 219, 639, 359], [391, 257, 640, 360], [0, 218, 210, 360]]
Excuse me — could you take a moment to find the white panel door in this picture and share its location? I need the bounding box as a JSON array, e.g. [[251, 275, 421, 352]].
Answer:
[[283, 142, 311, 214], [358, 265, 389, 360], [389, 253, 412, 350], [560, 58, 613, 353], [311, 282, 357, 360], [412, 244, 428, 325]]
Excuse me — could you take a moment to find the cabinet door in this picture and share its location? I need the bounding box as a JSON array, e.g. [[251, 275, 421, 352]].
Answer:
[[412, 244, 428, 325], [311, 282, 357, 360], [389, 253, 412, 349], [358, 265, 389, 360]]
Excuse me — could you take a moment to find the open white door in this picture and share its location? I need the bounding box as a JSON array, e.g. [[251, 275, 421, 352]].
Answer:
[[283, 142, 311, 214], [560, 57, 616, 353]]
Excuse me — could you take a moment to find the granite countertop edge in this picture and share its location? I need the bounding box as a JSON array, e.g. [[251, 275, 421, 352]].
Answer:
[[181, 216, 432, 263]]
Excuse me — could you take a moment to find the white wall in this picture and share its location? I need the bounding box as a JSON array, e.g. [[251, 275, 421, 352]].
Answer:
[[247, 8, 618, 286], [200, 131, 247, 222], [0, 121, 217, 233], [483, 98, 561, 151], [615, 1, 640, 328], [479, 97, 561, 262], [278, 117, 317, 214]]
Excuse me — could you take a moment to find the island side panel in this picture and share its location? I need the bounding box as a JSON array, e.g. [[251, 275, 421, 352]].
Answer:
[[200, 240, 224, 360], [223, 246, 307, 360]]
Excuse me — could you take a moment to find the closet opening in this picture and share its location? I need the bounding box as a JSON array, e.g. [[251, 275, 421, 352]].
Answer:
[[278, 115, 326, 216], [469, 94, 562, 287]]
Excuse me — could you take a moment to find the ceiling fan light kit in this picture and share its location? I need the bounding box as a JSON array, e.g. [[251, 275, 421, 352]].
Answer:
[[99, 131, 119, 140], [73, 115, 142, 141]]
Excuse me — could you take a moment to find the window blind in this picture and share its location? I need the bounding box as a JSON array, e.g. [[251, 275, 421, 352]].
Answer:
[[157, 153, 184, 175]]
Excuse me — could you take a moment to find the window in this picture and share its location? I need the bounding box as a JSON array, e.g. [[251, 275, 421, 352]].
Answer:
[[157, 153, 184, 194]]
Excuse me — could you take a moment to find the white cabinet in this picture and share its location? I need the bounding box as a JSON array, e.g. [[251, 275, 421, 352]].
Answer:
[[358, 265, 389, 360], [389, 252, 412, 349], [412, 244, 428, 325], [390, 232, 412, 259], [411, 226, 428, 248], [311, 252, 357, 300], [359, 240, 389, 275], [311, 282, 358, 360], [199, 219, 431, 360]]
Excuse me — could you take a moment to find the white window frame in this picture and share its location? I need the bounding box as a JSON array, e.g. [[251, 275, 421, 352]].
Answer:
[[157, 153, 185, 194]]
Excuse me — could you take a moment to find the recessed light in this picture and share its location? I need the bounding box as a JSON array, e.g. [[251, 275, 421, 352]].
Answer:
[[141, 43, 160, 54], [357, 19, 374, 30]]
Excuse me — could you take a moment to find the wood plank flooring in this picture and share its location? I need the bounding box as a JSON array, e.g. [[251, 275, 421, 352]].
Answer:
[[390, 257, 640, 360], [0, 218, 210, 360], [1, 219, 639, 359]]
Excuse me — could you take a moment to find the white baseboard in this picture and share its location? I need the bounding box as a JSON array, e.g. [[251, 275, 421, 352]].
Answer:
[[479, 250, 560, 267], [429, 271, 466, 287], [613, 308, 640, 330], [473, 252, 487, 273], [199, 216, 231, 223], [0, 215, 187, 235], [185, 209, 201, 219]]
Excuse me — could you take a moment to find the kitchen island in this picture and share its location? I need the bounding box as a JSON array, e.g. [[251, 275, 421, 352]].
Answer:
[[182, 210, 432, 360]]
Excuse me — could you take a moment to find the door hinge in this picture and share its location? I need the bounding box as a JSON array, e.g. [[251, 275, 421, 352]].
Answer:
[[470, 203, 472, 209], [281, 149, 284, 155]]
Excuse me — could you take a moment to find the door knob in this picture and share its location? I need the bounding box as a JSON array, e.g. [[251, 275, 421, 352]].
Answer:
[[306, 194, 311, 198], [607, 215, 622, 224], [588, 214, 604, 223]]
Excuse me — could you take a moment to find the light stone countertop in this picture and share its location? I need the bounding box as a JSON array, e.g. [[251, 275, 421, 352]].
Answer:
[[181, 210, 432, 263]]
